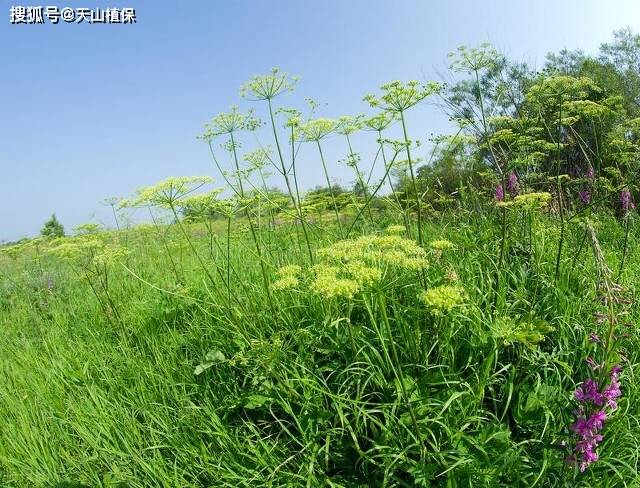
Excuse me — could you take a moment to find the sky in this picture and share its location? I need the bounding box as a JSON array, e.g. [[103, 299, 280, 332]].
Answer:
[[2, 0, 640, 242]]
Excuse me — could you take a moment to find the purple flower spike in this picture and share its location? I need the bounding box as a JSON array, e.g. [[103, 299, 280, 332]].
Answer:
[[507, 171, 519, 197], [621, 189, 635, 214], [587, 165, 594, 180], [568, 365, 623, 471], [579, 189, 591, 204], [495, 184, 504, 202]]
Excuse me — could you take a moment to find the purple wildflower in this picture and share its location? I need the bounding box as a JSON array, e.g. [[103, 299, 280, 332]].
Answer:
[[602, 367, 622, 410], [507, 171, 519, 197], [569, 365, 623, 471], [494, 184, 504, 202], [574, 378, 604, 406], [620, 189, 635, 214], [589, 333, 601, 344], [579, 189, 591, 204], [587, 165, 594, 181]]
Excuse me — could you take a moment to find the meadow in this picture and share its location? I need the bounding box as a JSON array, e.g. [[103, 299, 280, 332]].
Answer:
[[2, 36, 640, 487]]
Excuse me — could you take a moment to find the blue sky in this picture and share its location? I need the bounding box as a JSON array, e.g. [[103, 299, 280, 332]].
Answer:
[[2, 0, 640, 241]]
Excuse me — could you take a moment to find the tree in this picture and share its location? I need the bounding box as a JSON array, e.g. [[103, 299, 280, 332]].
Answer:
[[41, 214, 65, 238]]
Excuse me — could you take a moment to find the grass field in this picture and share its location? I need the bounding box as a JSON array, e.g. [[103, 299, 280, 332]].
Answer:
[[1, 205, 638, 487]]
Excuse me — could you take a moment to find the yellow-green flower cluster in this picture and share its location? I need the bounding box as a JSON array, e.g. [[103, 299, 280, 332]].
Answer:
[[418, 285, 466, 315], [429, 239, 456, 251], [317, 235, 428, 272], [126, 176, 213, 208], [345, 261, 382, 286], [93, 244, 129, 267], [310, 265, 360, 299], [297, 118, 338, 142], [240, 67, 298, 101], [385, 224, 406, 235], [498, 192, 552, 210], [271, 264, 302, 291], [48, 237, 128, 269]]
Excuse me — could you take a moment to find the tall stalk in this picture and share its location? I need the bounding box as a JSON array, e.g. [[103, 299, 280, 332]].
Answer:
[[399, 111, 423, 247], [266, 98, 314, 264], [345, 133, 374, 223], [554, 95, 565, 282], [378, 130, 410, 233], [316, 140, 344, 237], [229, 132, 275, 311]]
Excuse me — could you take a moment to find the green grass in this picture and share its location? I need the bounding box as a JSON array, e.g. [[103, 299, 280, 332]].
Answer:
[[0, 209, 639, 487]]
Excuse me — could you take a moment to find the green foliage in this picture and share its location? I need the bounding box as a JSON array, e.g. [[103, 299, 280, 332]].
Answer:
[[40, 213, 65, 238]]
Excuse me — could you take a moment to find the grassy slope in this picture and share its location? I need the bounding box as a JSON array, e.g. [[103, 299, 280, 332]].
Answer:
[[0, 212, 638, 487]]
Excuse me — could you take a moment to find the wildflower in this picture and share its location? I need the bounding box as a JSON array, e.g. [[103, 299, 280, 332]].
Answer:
[[363, 112, 396, 132], [244, 147, 273, 170], [200, 106, 262, 140], [570, 365, 623, 471], [418, 285, 466, 315], [500, 192, 552, 210], [296, 118, 338, 142], [586, 165, 595, 180], [271, 275, 299, 291], [385, 224, 405, 235], [363, 80, 442, 113], [494, 184, 504, 202], [429, 239, 456, 251], [127, 176, 213, 209], [445, 269, 459, 283], [507, 171, 519, 197], [310, 265, 360, 299], [620, 189, 635, 214], [317, 234, 428, 272], [345, 261, 382, 286], [277, 265, 302, 277], [336, 115, 365, 136], [240, 67, 298, 101], [579, 189, 591, 204], [448, 43, 501, 73]]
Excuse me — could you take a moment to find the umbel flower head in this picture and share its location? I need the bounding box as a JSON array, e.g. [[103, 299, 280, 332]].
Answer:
[[240, 67, 298, 101], [200, 106, 262, 141], [336, 115, 365, 136], [296, 118, 338, 142], [177, 189, 225, 217], [497, 192, 552, 210], [306, 234, 427, 300], [363, 112, 396, 132], [49, 237, 128, 269], [448, 43, 502, 73], [429, 239, 456, 251], [317, 234, 428, 272], [418, 285, 466, 315], [385, 224, 406, 235], [271, 264, 303, 292], [364, 80, 442, 113], [244, 147, 273, 170], [126, 176, 213, 208]]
